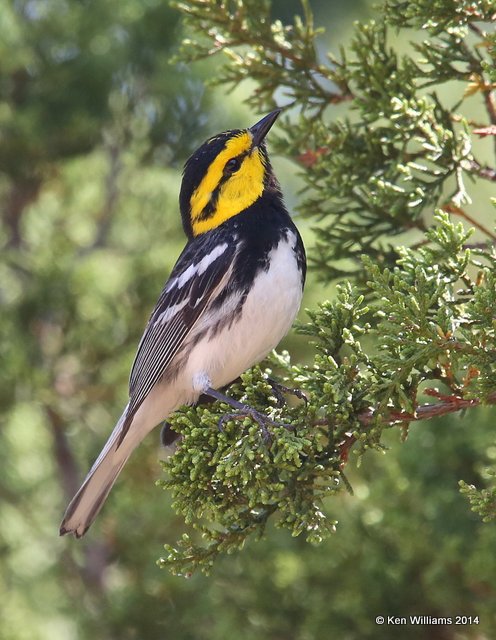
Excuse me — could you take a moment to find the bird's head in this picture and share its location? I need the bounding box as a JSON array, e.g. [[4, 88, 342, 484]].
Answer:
[[179, 110, 282, 238]]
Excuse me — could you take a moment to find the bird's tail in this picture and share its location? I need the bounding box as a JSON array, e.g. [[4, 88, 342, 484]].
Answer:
[[60, 405, 139, 538]]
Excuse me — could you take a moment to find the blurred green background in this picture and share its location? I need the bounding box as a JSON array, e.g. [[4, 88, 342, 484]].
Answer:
[[1, 1, 495, 638]]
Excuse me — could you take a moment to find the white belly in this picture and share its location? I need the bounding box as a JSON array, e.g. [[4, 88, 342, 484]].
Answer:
[[183, 232, 303, 395]]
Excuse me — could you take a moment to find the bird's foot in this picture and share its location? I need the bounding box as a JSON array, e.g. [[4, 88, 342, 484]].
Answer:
[[204, 387, 292, 442], [218, 407, 280, 442]]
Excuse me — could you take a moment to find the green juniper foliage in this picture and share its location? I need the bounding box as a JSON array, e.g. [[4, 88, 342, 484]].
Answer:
[[157, 0, 496, 575], [460, 473, 496, 523]]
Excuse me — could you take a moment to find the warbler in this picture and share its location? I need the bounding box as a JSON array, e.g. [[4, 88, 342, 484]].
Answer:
[[60, 109, 306, 538]]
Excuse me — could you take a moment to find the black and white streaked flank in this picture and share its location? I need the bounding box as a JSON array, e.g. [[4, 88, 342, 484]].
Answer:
[[60, 111, 306, 538]]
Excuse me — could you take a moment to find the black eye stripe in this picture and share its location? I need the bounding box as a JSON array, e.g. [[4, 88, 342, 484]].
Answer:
[[224, 154, 245, 174], [197, 149, 254, 221]]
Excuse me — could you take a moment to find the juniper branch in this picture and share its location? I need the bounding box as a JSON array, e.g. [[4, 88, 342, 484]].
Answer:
[[365, 391, 495, 426]]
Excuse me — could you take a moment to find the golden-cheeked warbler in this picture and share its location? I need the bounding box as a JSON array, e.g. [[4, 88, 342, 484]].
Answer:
[[60, 109, 306, 538]]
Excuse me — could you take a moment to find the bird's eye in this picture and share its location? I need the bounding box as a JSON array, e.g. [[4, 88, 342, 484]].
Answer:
[[225, 157, 241, 173]]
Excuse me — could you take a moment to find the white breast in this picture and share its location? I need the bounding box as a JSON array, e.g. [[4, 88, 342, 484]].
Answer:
[[184, 231, 303, 395]]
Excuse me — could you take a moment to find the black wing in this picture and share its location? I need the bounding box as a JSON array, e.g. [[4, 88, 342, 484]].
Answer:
[[125, 234, 236, 427]]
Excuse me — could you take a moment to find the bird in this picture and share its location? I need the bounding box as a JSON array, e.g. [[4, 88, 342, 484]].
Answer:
[[60, 109, 306, 538]]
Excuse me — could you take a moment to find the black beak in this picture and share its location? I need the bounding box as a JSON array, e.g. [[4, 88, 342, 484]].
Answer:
[[249, 109, 282, 148]]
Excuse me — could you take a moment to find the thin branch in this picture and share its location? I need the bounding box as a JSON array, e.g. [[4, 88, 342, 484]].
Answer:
[[79, 140, 122, 257], [468, 159, 496, 182], [330, 391, 496, 464], [484, 89, 496, 126], [468, 22, 496, 155], [441, 203, 496, 242], [464, 242, 494, 250], [361, 394, 487, 426], [46, 405, 81, 502], [46, 404, 112, 593], [3, 178, 42, 248]]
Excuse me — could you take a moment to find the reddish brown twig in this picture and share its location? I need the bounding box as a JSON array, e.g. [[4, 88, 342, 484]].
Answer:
[[441, 203, 496, 242], [332, 390, 496, 465]]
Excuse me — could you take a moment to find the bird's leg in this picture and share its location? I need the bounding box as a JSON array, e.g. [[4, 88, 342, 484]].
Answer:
[[266, 377, 308, 407], [160, 380, 244, 447], [204, 387, 282, 441]]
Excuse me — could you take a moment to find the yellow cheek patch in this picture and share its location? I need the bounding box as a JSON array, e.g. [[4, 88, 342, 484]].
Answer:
[[190, 133, 266, 236]]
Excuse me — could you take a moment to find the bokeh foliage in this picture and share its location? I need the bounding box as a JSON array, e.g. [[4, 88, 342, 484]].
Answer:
[[1, 0, 496, 638]]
